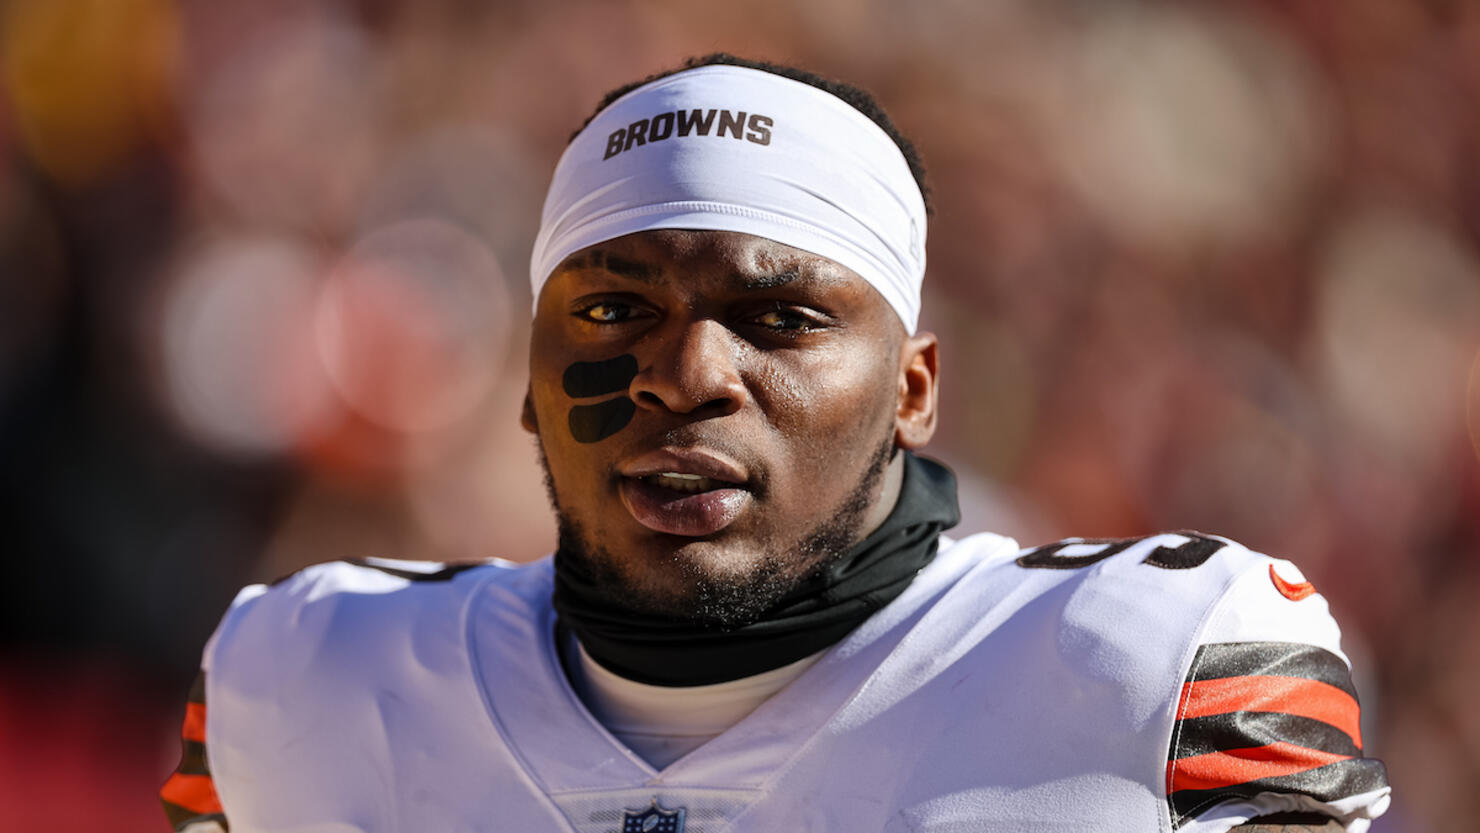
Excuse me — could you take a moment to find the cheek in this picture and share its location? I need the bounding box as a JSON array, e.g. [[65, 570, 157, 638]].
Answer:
[[756, 349, 897, 450]]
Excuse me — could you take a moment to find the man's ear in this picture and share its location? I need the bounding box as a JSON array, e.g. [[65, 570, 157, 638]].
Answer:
[[520, 387, 539, 434], [895, 332, 938, 449]]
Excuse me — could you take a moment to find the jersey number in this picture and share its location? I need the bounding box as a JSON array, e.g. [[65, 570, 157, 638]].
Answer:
[[1016, 533, 1226, 570]]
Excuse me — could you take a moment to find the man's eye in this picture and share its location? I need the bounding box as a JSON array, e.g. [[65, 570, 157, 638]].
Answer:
[[577, 303, 636, 323], [752, 309, 818, 331]]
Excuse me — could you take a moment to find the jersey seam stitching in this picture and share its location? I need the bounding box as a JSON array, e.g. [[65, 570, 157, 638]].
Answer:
[[463, 562, 588, 832], [717, 535, 1013, 832], [1167, 555, 1272, 827]]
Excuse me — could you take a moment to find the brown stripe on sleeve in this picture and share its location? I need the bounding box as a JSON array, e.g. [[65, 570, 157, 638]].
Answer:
[[1186, 643, 1356, 699], [176, 739, 211, 777]]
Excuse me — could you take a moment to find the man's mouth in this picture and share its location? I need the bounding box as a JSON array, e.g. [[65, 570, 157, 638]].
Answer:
[[641, 472, 735, 494], [618, 450, 754, 536]]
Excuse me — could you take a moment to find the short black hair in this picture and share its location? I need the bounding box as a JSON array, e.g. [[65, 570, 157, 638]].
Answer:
[[573, 53, 931, 215]]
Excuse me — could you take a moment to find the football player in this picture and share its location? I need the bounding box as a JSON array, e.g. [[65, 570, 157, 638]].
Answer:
[[161, 55, 1390, 833]]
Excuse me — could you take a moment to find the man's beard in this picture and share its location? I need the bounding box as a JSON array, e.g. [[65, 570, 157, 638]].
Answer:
[[538, 434, 896, 628]]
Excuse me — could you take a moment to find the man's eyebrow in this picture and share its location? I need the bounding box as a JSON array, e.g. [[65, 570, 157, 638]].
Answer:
[[556, 250, 660, 282], [737, 269, 800, 290], [737, 267, 857, 291]]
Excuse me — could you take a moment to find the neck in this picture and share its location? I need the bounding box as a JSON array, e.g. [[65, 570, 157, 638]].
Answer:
[[562, 632, 825, 768], [859, 449, 907, 537]]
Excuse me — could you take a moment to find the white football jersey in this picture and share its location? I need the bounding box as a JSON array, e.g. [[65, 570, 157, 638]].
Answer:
[[161, 531, 1389, 833]]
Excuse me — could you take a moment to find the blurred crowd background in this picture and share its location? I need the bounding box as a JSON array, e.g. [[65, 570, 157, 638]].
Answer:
[[1, 0, 1476, 829]]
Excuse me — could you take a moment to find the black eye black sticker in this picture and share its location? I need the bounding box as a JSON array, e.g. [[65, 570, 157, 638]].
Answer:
[[562, 354, 638, 398], [563, 354, 639, 443], [568, 397, 637, 444]]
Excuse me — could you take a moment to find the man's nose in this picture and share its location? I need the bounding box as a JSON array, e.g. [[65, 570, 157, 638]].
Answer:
[[629, 319, 747, 417]]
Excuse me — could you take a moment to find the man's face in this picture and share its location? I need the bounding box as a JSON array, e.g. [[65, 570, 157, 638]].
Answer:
[[523, 229, 934, 624]]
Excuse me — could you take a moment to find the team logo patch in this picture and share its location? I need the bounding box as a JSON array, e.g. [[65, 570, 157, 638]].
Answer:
[[1269, 563, 1316, 601], [622, 798, 686, 833]]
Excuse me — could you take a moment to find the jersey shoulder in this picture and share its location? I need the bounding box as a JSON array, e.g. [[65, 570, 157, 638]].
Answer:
[[1008, 532, 1391, 830], [1013, 530, 1345, 656], [192, 557, 550, 829], [203, 556, 533, 685], [1006, 531, 1276, 653]]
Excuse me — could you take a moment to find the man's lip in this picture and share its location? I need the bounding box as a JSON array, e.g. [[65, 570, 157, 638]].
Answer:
[[619, 478, 752, 537], [618, 448, 750, 486]]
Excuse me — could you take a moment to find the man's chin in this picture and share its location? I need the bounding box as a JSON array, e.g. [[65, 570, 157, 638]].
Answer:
[[559, 528, 801, 627]]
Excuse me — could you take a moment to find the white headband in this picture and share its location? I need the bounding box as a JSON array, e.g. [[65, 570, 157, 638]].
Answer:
[[529, 65, 928, 332]]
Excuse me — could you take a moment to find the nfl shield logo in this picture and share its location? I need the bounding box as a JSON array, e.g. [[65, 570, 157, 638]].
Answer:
[[621, 798, 685, 833]]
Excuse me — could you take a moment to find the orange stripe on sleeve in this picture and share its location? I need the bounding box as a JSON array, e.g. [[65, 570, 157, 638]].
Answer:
[[1168, 741, 1353, 793], [181, 701, 208, 743], [160, 771, 224, 815], [1178, 675, 1362, 748]]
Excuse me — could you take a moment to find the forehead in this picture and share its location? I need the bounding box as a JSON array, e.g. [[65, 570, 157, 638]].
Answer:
[[545, 229, 870, 296]]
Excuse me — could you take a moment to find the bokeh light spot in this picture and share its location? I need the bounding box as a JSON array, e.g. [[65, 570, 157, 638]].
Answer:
[[1052, 7, 1328, 251], [160, 237, 338, 456], [316, 220, 508, 436], [1314, 206, 1480, 478], [184, 7, 379, 231], [1, 0, 180, 185]]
